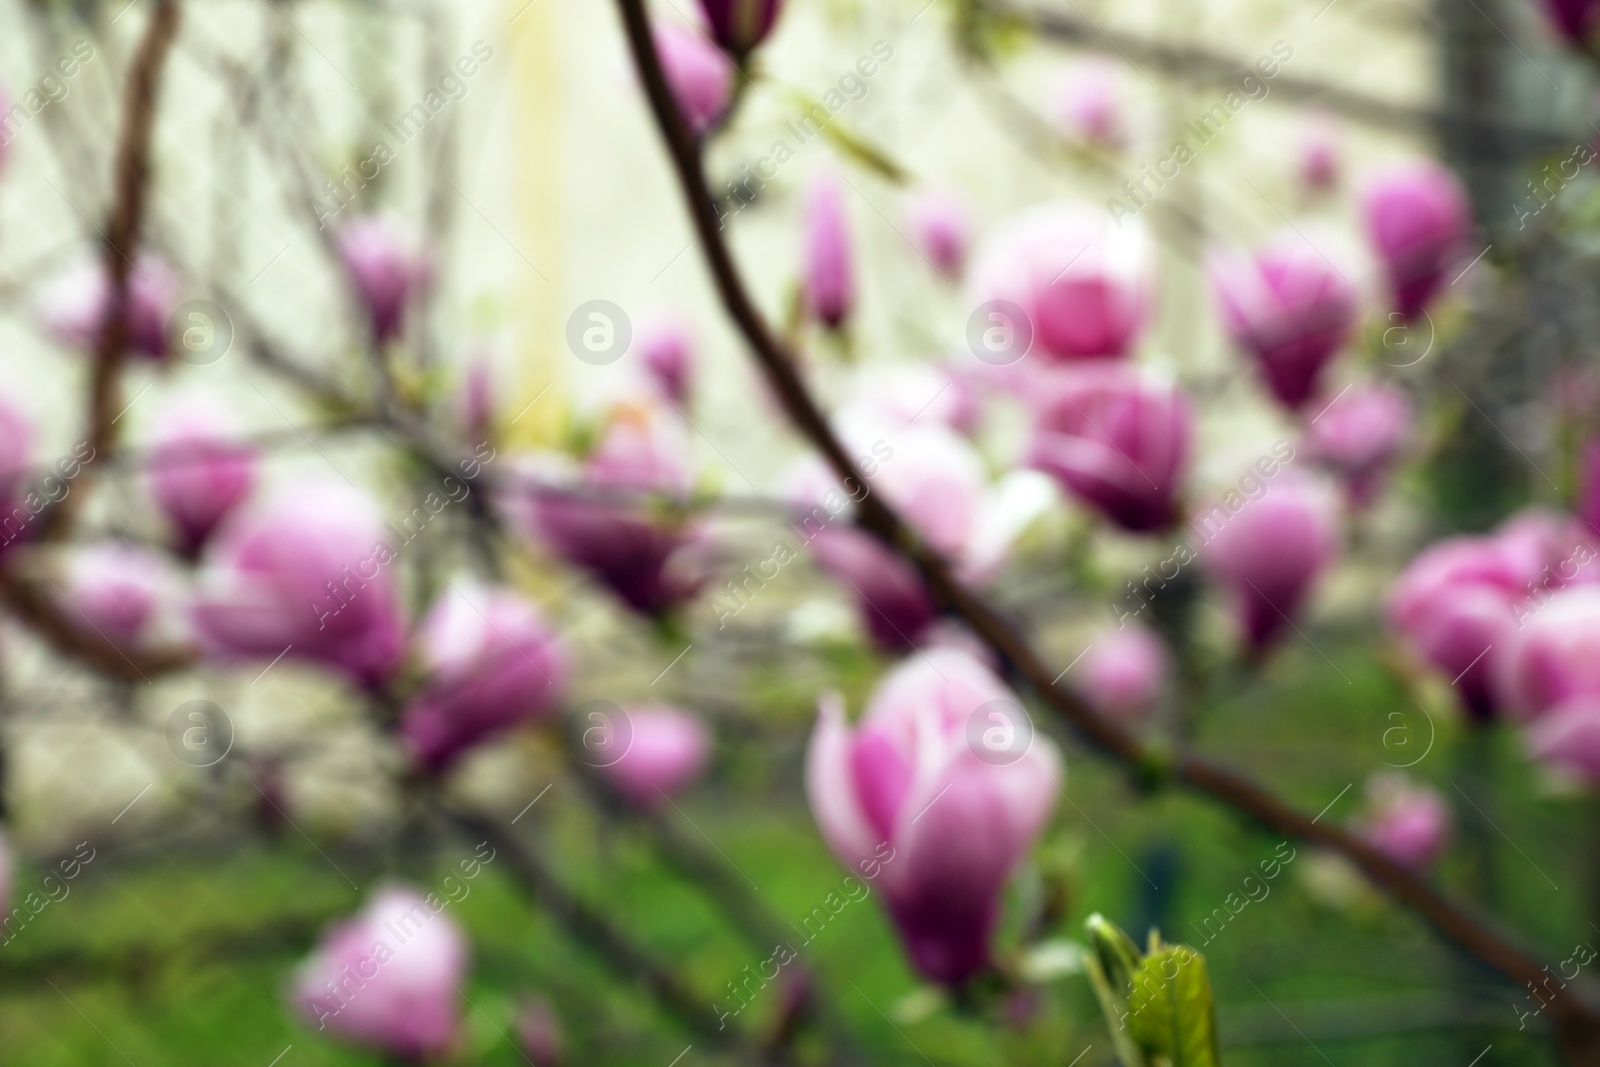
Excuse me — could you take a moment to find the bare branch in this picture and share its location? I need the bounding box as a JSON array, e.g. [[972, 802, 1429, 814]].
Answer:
[[441, 803, 783, 1056], [987, 0, 1576, 154], [45, 0, 183, 540]]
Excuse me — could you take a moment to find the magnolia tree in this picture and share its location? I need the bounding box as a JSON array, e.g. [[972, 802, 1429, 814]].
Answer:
[[5, 0, 1600, 1064]]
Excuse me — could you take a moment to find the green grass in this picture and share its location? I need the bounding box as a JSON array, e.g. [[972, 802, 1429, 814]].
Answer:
[[0, 627, 1583, 1066]]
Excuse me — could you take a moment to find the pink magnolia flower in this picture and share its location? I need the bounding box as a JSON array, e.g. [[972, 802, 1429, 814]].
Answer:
[[1527, 697, 1600, 784], [61, 542, 173, 648], [697, 0, 783, 55], [806, 649, 1061, 985], [784, 436, 940, 651], [1358, 773, 1450, 870], [1298, 114, 1340, 194], [1387, 511, 1600, 723], [1202, 474, 1340, 651], [1540, 0, 1600, 45], [400, 583, 570, 774], [905, 188, 973, 279], [1026, 364, 1192, 532], [1390, 535, 1531, 619], [967, 204, 1150, 363], [1388, 534, 1530, 720], [807, 527, 936, 653], [1411, 588, 1521, 722], [1304, 381, 1412, 506], [336, 216, 433, 344], [1052, 59, 1125, 149], [655, 23, 733, 136], [586, 406, 692, 492], [803, 168, 855, 329], [1495, 585, 1600, 721], [637, 316, 695, 406], [36, 253, 181, 360], [515, 408, 714, 616], [191, 482, 407, 689], [1079, 626, 1168, 725], [795, 425, 1051, 652], [146, 406, 257, 555], [290, 886, 467, 1059], [1211, 234, 1358, 411], [1494, 508, 1600, 593], [1361, 160, 1471, 320], [596, 705, 710, 807]]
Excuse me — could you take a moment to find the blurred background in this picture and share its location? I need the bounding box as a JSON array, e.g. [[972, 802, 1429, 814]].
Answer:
[[2, 0, 1600, 1063]]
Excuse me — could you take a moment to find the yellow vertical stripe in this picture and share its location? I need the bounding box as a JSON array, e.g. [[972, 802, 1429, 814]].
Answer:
[[509, 0, 564, 448]]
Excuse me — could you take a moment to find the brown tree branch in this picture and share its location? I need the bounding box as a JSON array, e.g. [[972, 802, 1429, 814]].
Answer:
[[0, 567, 195, 682], [46, 0, 183, 541], [610, 0, 1600, 1059]]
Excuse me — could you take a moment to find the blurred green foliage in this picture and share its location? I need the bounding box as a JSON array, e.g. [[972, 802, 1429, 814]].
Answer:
[[1, 628, 1586, 1066]]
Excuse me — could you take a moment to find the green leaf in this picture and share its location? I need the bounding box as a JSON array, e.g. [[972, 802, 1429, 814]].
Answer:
[[1086, 914, 1142, 995], [1124, 944, 1221, 1067], [1083, 915, 1151, 1067], [817, 120, 910, 184], [1081, 917, 1222, 1067]]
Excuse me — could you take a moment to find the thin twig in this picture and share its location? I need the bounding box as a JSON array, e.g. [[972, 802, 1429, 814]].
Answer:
[[0, 568, 195, 682], [441, 804, 780, 1056], [567, 759, 860, 1061], [0, 910, 335, 988], [988, 0, 1575, 154]]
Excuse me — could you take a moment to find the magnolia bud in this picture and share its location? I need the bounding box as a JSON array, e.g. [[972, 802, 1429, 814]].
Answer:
[[654, 22, 733, 135], [803, 168, 855, 330], [290, 886, 467, 1058], [1201, 474, 1340, 652], [805, 650, 1061, 985], [1211, 233, 1357, 411], [1358, 773, 1450, 870], [1361, 160, 1470, 320], [696, 0, 783, 55], [335, 215, 433, 344], [191, 482, 407, 689], [597, 705, 711, 808], [1027, 365, 1191, 532]]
